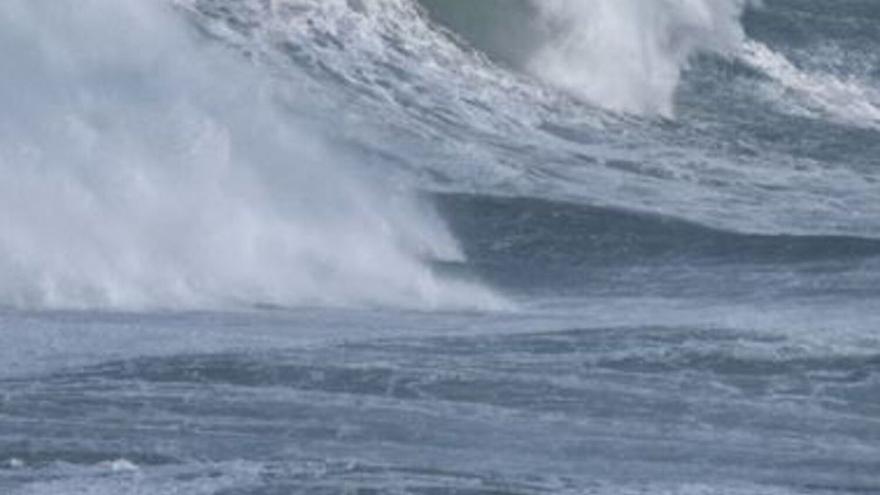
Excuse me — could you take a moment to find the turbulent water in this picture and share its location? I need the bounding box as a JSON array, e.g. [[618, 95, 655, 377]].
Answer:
[[1, 0, 879, 493]]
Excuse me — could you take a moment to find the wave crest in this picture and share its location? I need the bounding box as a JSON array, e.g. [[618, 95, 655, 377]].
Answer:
[[419, 0, 755, 116], [526, 0, 754, 116]]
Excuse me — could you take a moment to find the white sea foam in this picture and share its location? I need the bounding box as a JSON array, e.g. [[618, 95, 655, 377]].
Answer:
[[0, 0, 502, 311], [523, 0, 880, 126], [526, 0, 755, 116], [742, 40, 880, 130]]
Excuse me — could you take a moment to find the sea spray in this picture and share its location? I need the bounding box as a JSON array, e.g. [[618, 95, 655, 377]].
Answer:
[[527, 0, 755, 116], [0, 0, 501, 310]]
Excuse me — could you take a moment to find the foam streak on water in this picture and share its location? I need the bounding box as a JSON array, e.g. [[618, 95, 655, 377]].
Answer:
[[742, 40, 880, 130]]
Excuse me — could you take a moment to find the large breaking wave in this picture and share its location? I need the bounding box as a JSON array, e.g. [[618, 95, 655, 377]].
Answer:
[[1, 0, 878, 310], [0, 0, 500, 310]]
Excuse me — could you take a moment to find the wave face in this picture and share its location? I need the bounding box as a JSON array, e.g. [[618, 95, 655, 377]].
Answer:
[[0, 0, 499, 310], [182, 0, 879, 237]]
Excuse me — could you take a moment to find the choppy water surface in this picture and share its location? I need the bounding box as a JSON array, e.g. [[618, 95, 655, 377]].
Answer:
[[1, 0, 879, 493]]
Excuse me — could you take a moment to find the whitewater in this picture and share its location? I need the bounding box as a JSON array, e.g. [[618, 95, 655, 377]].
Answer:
[[1, 0, 879, 494]]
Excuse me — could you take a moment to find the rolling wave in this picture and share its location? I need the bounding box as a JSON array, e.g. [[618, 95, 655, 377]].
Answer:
[[1, 0, 878, 309], [186, 0, 880, 236], [438, 193, 880, 297]]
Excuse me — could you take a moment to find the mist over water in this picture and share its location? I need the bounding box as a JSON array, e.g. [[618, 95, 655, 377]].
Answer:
[[526, 0, 754, 116], [420, 0, 755, 116], [0, 0, 498, 311]]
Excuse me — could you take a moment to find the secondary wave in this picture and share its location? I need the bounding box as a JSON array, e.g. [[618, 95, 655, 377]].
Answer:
[[742, 40, 880, 130], [218, 0, 878, 238], [0, 0, 501, 311], [419, 0, 756, 117], [525, 0, 755, 117]]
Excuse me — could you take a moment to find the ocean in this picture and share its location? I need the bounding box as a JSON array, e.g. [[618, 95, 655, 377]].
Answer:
[[1, 0, 879, 493]]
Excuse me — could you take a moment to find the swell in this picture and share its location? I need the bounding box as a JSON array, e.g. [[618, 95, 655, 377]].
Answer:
[[439, 193, 880, 265], [12, 326, 880, 452], [10, 337, 880, 492], [436, 193, 880, 296]]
